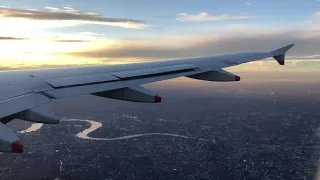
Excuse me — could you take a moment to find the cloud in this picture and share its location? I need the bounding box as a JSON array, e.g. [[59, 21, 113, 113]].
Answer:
[[0, 7, 149, 28], [0, 31, 103, 42], [78, 32, 104, 36], [2, 10, 320, 70], [44, 6, 59, 10], [52, 39, 91, 43], [245, 2, 251, 5], [0, 63, 100, 71], [0, 36, 28, 40], [288, 55, 320, 60], [177, 12, 256, 21], [60, 12, 320, 61], [58, 22, 320, 61], [305, 11, 320, 24], [45, 32, 105, 42], [63, 7, 74, 10]]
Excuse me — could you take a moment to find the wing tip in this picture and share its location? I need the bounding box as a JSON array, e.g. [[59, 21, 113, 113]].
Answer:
[[272, 44, 295, 65], [286, 44, 295, 51], [272, 44, 295, 55]]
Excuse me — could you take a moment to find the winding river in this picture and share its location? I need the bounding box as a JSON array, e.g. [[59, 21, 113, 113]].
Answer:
[[18, 118, 206, 141]]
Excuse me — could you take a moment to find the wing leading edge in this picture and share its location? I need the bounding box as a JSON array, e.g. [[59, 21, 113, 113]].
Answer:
[[0, 44, 294, 153]]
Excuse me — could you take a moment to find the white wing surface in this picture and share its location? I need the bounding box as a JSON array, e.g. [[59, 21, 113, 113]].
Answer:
[[0, 44, 294, 153]]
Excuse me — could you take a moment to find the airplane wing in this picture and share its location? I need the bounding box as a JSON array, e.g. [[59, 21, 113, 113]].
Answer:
[[0, 44, 294, 153]]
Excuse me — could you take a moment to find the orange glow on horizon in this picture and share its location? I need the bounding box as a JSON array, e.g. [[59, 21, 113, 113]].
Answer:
[[0, 37, 319, 74]]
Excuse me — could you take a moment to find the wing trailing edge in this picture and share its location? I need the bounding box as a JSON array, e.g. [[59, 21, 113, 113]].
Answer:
[[0, 93, 51, 120]]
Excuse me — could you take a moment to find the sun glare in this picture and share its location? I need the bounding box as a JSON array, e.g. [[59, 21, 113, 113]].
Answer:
[[0, 37, 120, 68]]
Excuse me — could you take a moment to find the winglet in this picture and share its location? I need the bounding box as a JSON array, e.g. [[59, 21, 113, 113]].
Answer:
[[270, 44, 295, 65]]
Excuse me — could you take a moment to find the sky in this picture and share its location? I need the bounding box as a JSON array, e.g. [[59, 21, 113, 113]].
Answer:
[[0, 0, 320, 72]]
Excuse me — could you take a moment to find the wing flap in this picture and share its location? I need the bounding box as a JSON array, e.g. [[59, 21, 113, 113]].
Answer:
[[44, 64, 198, 89], [45, 73, 120, 88], [110, 64, 198, 79], [0, 93, 51, 119], [43, 69, 200, 99]]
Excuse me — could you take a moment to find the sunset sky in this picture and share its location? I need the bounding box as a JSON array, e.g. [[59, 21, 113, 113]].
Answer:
[[0, 0, 320, 72]]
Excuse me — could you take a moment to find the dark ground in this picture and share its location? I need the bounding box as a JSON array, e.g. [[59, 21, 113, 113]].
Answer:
[[1, 78, 320, 180]]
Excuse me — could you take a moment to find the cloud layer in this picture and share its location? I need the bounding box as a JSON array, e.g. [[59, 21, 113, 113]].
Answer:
[[52, 39, 91, 43], [0, 7, 148, 28], [177, 12, 255, 21], [1, 8, 320, 70], [0, 36, 28, 40], [66, 26, 320, 61], [59, 12, 320, 61]]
